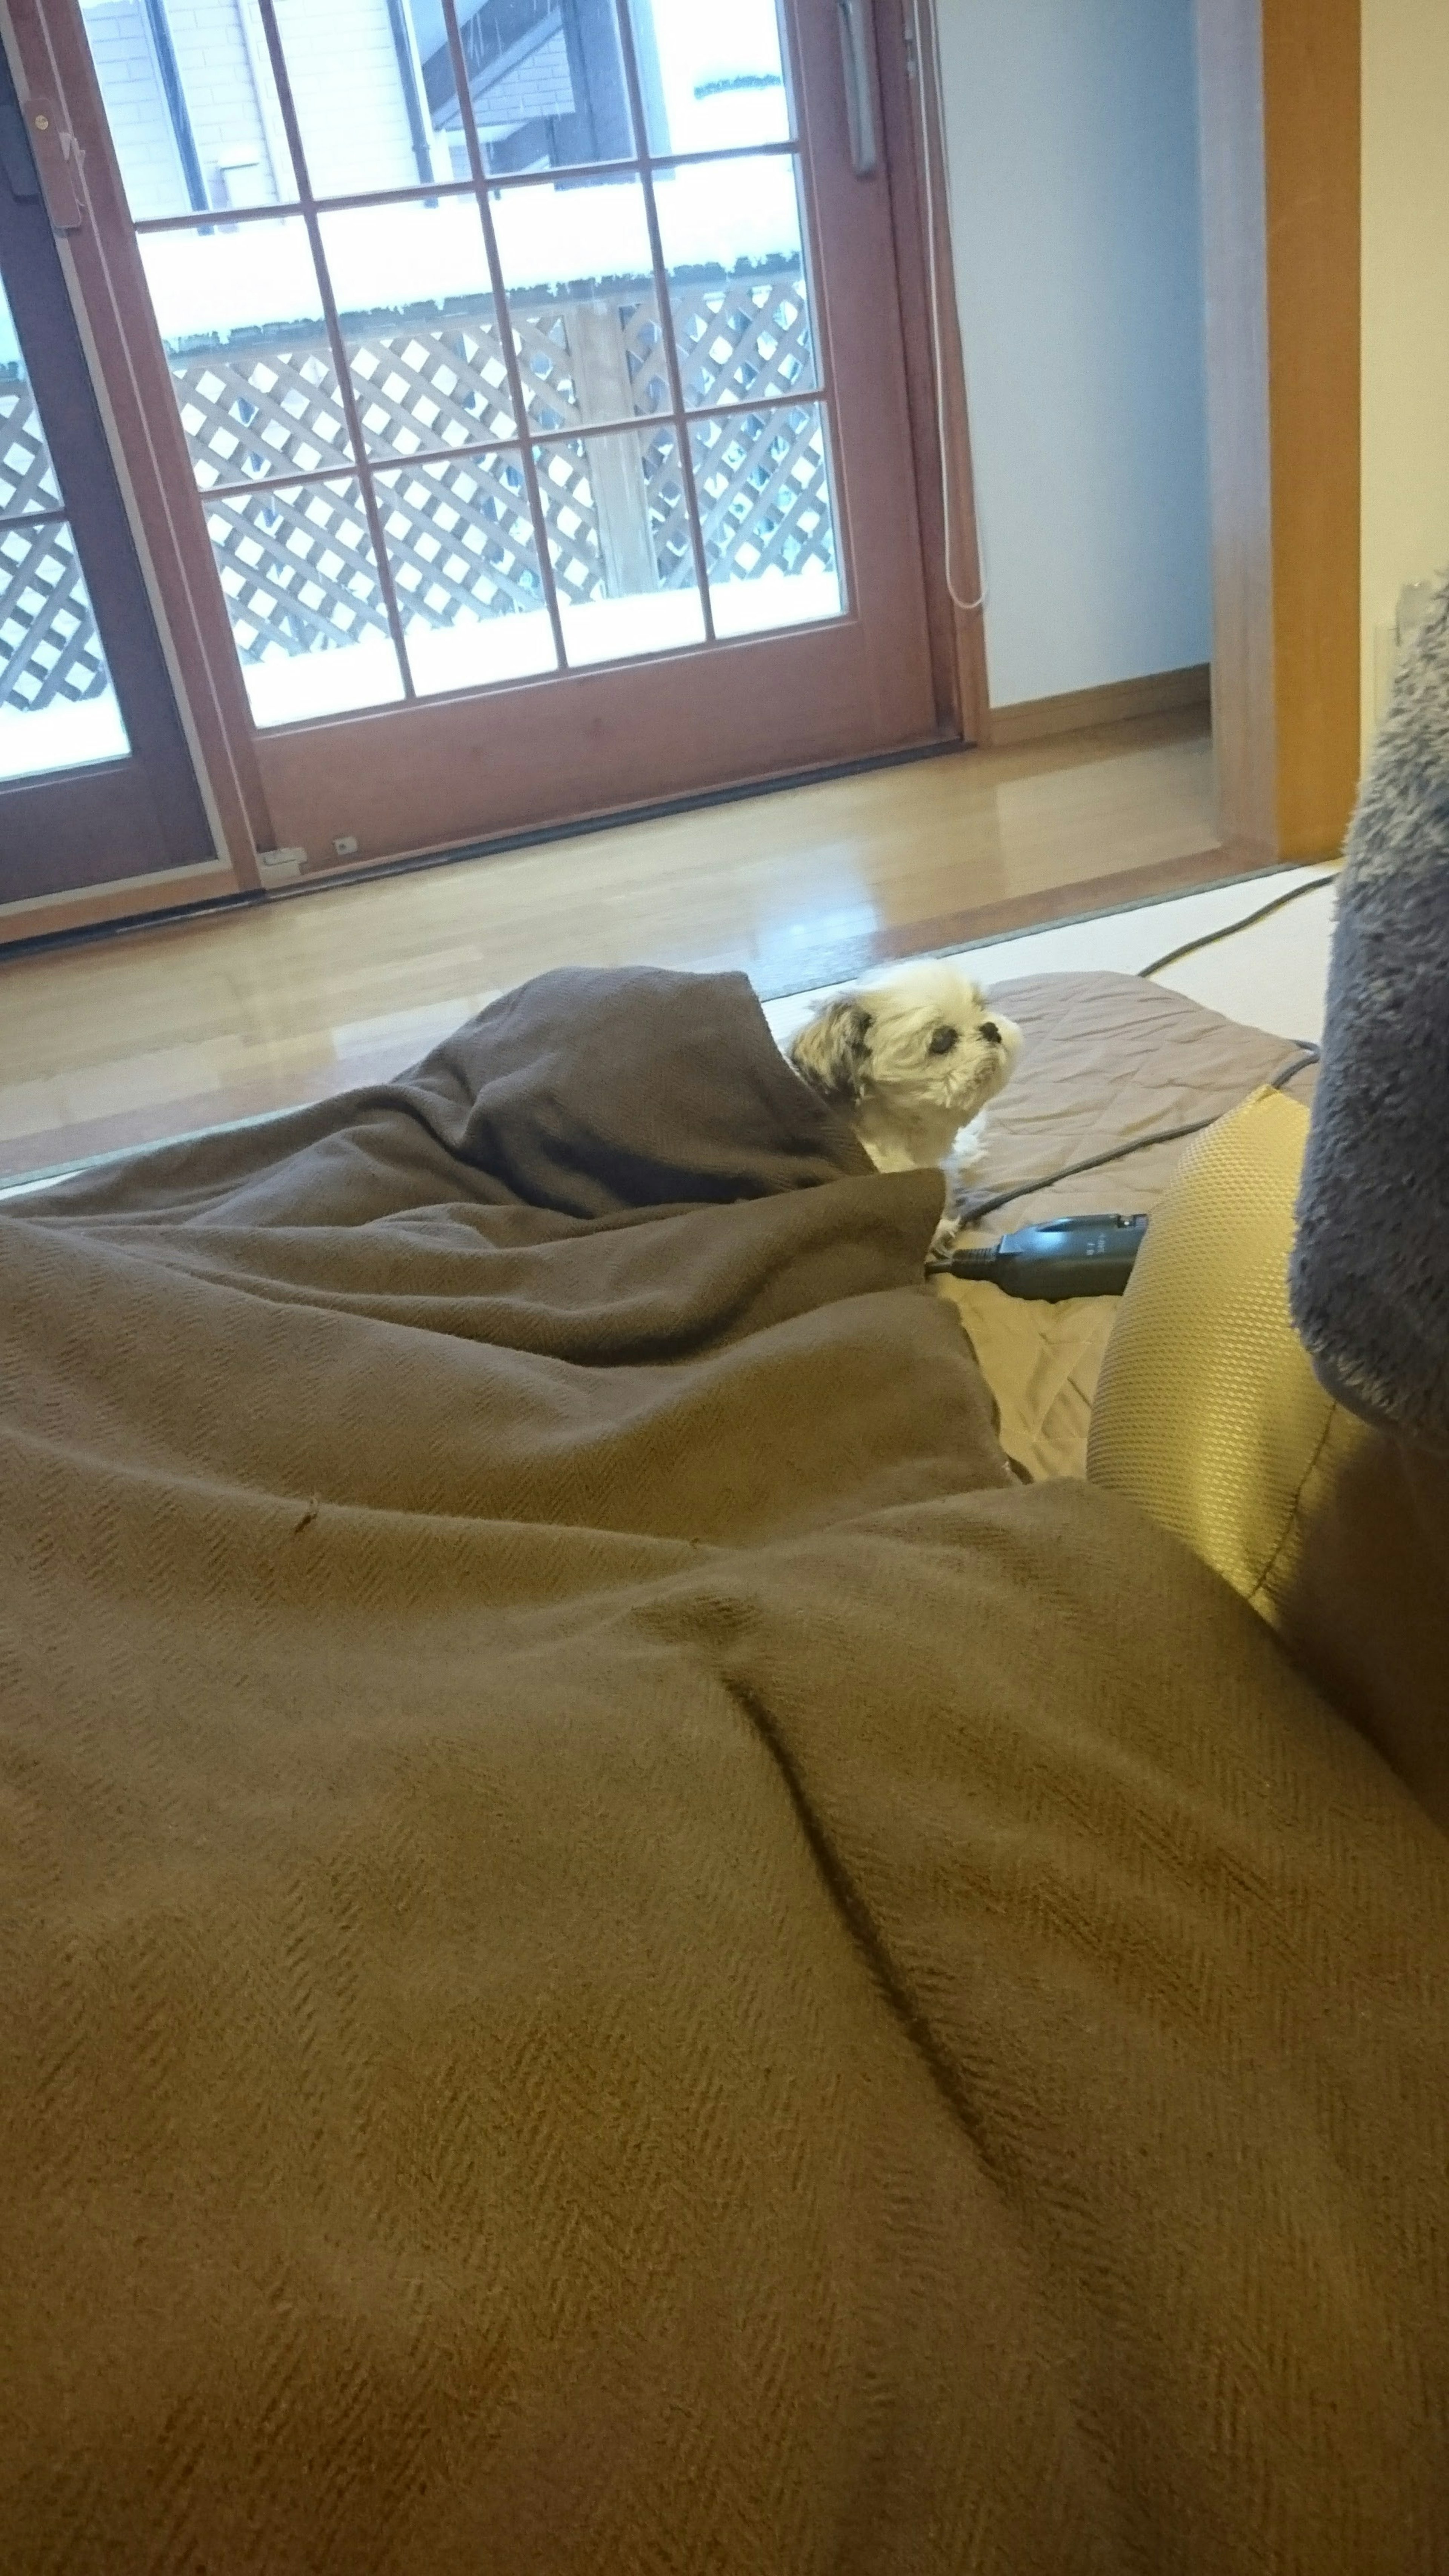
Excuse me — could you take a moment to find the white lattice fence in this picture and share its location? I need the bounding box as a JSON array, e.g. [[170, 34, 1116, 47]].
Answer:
[[204, 456, 549, 664], [166, 261, 830, 665], [2, 375, 111, 715], [1, 268, 834, 718]]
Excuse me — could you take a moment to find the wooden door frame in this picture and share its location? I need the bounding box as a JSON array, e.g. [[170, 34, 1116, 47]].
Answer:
[[1194, 0, 1361, 867], [872, 0, 989, 749], [226, 0, 944, 871], [0, 34, 221, 899], [881, 0, 1362, 867], [882, 0, 1362, 868], [2, 0, 271, 931]]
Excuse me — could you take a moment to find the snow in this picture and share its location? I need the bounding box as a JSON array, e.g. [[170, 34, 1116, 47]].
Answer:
[[559, 587, 704, 666], [708, 565, 841, 638], [405, 610, 557, 694], [634, 0, 792, 155], [652, 155, 800, 275], [139, 156, 803, 349], [240, 630, 405, 727], [0, 689, 130, 782], [232, 562, 841, 727]]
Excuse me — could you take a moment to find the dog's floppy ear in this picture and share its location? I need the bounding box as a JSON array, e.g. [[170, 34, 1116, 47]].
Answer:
[[788, 998, 874, 1109]]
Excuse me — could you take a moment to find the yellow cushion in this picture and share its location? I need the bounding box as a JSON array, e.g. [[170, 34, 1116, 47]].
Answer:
[[1087, 1088, 1360, 1614], [1087, 1088, 1449, 1827]]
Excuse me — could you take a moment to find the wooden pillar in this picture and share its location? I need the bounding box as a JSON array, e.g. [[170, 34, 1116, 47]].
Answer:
[[567, 299, 658, 600], [1195, 0, 1360, 864]]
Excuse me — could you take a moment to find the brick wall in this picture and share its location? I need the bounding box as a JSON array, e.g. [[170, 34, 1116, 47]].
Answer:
[[475, 27, 574, 134]]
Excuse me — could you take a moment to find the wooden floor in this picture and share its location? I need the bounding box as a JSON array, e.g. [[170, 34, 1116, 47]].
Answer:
[[0, 711, 1223, 1183]]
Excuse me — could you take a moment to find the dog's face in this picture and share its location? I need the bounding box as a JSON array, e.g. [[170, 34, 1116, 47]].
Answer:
[[789, 963, 1021, 1130]]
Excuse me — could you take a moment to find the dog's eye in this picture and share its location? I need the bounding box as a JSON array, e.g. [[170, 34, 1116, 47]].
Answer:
[[928, 1025, 958, 1056], [980, 1021, 1001, 1045]]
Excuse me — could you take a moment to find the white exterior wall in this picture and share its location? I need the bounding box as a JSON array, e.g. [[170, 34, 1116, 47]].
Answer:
[[165, 0, 283, 202], [271, 0, 422, 198], [82, 0, 422, 211], [81, 0, 188, 220]]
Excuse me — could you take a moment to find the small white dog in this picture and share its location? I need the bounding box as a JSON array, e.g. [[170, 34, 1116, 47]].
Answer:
[[787, 961, 1021, 1220]]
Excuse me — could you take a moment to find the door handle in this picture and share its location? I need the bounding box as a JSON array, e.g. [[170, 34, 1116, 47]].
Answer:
[[836, 0, 879, 177]]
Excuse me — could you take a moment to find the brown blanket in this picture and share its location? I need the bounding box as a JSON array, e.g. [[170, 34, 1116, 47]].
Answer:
[[2, 968, 1446, 2573]]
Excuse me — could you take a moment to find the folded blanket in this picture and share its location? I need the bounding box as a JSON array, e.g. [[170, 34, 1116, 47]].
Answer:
[[3, 966, 1448, 2573], [1291, 572, 1449, 1443]]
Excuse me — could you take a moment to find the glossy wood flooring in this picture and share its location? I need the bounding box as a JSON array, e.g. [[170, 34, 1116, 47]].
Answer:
[[0, 711, 1221, 1182]]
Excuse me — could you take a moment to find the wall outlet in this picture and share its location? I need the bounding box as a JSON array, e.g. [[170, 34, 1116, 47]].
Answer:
[[1397, 580, 1436, 649], [332, 833, 360, 857], [256, 845, 307, 887]]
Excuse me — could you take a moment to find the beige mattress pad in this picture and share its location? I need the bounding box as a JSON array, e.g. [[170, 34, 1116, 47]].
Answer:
[[936, 970, 1320, 1481]]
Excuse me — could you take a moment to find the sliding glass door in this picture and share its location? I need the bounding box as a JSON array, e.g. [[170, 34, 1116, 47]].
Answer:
[[0, 35, 214, 906], [51, 0, 938, 873]]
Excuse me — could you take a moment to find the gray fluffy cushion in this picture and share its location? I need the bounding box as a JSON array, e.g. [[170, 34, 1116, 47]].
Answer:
[[1291, 574, 1449, 1447]]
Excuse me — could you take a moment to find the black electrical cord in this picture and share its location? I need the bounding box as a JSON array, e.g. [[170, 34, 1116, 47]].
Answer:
[[952, 1049, 1321, 1230], [943, 875, 1338, 1231], [1134, 869, 1337, 980]]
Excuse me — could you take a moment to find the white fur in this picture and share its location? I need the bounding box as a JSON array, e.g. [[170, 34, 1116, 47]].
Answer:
[[787, 962, 1022, 1194]]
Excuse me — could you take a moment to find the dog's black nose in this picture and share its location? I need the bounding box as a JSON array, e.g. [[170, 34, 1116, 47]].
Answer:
[[980, 1021, 1001, 1045]]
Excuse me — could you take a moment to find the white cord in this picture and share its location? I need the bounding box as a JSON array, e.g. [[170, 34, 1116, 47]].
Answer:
[[910, 0, 988, 618]]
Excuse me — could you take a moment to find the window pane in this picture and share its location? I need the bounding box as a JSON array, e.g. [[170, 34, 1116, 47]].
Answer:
[[0, 519, 130, 780], [139, 217, 351, 490], [203, 474, 405, 724], [79, 0, 296, 223], [0, 277, 62, 517], [271, 0, 451, 198], [377, 452, 557, 692], [535, 423, 703, 666], [654, 155, 817, 411], [625, 0, 793, 157], [689, 400, 841, 637], [318, 200, 514, 459], [492, 176, 664, 432], [410, 0, 638, 181], [269, 0, 639, 197]]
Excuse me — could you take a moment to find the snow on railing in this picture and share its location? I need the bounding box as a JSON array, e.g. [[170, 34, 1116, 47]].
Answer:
[[140, 160, 802, 349]]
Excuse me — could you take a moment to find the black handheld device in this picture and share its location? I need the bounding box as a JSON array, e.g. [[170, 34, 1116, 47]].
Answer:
[[932, 1212, 1149, 1300]]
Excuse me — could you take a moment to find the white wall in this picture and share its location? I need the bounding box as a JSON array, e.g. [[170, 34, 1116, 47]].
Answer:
[[1361, 0, 1449, 747], [935, 0, 1212, 711]]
